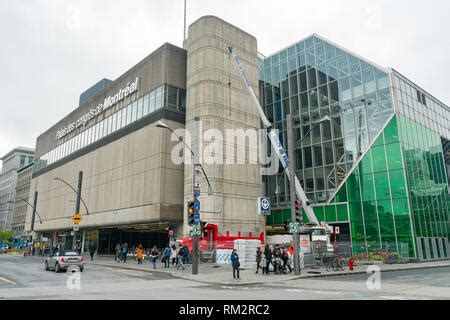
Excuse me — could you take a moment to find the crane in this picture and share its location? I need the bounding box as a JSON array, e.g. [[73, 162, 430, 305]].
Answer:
[[227, 46, 319, 224]]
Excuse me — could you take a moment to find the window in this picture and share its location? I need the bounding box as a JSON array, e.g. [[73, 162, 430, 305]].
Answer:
[[149, 90, 156, 113], [167, 86, 178, 108], [143, 94, 150, 116], [117, 110, 122, 130], [121, 108, 127, 128], [126, 104, 132, 125], [155, 86, 163, 109], [131, 101, 138, 122], [137, 97, 143, 119]]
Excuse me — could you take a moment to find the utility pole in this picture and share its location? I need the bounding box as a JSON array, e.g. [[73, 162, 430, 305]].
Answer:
[[286, 114, 301, 275], [192, 117, 201, 275], [30, 191, 38, 239], [73, 171, 83, 251]]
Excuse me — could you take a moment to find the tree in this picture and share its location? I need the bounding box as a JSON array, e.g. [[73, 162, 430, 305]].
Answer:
[[0, 230, 14, 242]]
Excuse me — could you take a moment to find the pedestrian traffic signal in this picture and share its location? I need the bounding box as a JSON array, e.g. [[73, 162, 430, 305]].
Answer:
[[188, 201, 195, 226], [201, 221, 208, 237], [284, 221, 290, 232], [295, 200, 302, 223]]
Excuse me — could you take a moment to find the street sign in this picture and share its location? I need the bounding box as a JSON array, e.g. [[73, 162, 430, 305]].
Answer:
[[194, 213, 200, 223], [194, 201, 200, 212], [192, 224, 201, 236], [193, 189, 200, 197], [335, 226, 340, 235], [73, 225, 80, 232], [289, 222, 299, 234], [72, 214, 82, 224], [258, 197, 270, 215]]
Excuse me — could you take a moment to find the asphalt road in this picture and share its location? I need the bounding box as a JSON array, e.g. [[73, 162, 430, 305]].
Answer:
[[0, 255, 449, 300]]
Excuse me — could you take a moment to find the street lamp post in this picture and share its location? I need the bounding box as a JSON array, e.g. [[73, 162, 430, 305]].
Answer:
[[156, 119, 214, 275], [53, 172, 87, 250]]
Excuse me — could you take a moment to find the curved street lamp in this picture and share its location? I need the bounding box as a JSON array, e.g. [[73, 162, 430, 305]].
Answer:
[[19, 197, 43, 224], [156, 120, 214, 195], [52, 177, 90, 215]]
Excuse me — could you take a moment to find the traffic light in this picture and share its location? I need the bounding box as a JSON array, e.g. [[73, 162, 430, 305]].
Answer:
[[295, 200, 302, 223], [201, 221, 208, 237], [187, 201, 195, 226]]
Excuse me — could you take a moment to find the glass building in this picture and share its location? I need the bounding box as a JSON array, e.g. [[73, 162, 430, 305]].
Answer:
[[259, 34, 449, 260]]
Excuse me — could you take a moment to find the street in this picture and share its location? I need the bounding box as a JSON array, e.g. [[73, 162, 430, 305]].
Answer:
[[0, 255, 449, 300]]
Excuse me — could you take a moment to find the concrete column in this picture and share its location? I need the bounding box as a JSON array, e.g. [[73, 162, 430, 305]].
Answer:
[[184, 16, 265, 237]]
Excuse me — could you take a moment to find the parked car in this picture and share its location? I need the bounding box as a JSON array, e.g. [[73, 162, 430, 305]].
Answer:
[[45, 250, 84, 272]]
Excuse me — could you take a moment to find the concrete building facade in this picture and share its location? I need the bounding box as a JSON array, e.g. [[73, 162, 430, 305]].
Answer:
[[0, 147, 35, 230], [26, 43, 187, 253], [11, 162, 33, 238], [183, 16, 265, 237]]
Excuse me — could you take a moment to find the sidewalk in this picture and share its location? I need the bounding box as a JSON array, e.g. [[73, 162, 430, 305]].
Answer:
[[85, 255, 450, 286]]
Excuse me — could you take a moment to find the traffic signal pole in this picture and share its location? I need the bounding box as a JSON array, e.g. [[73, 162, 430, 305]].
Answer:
[[72, 171, 83, 251], [192, 117, 201, 275], [287, 115, 301, 275]]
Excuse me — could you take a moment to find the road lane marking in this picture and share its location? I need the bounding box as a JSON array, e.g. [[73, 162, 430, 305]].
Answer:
[[0, 276, 16, 285]]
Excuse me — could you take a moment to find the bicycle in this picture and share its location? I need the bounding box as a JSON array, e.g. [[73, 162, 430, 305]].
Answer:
[[326, 257, 345, 272]]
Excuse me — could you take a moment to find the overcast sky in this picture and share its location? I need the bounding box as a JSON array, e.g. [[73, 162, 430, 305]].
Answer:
[[1, 0, 449, 169]]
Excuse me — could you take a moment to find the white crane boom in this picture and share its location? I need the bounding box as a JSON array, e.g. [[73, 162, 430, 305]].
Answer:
[[228, 46, 319, 224]]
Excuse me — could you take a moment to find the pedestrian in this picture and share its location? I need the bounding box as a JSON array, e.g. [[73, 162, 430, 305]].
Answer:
[[264, 244, 272, 275], [181, 244, 189, 264], [88, 241, 97, 261], [150, 245, 159, 269], [121, 243, 128, 263], [137, 245, 144, 264], [176, 247, 186, 270], [282, 248, 292, 273], [170, 244, 177, 267], [230, 249, 240, 279], [162, 245, 171, 268], [255, 247, 262, 274], [260, 254, 267, 275], [115, 243, 122, 262]]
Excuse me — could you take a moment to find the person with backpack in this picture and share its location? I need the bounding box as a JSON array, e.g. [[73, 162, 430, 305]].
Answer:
[[121, 243, 128, 263], [230, 249, 240, 279], [162, 245, 171, 268], [181, 244, 189, 264], [150, 246, 159, 269]]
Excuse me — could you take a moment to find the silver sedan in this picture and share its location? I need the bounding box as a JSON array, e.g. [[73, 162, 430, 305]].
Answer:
[[45, 251, 85, 272]]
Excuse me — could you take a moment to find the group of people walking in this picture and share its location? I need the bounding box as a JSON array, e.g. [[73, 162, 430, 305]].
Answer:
[[114, 242, 190, 270], [256, 244, 293, 275]]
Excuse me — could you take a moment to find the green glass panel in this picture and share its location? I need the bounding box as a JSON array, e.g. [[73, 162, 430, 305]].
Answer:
[[388, 170, 407, 199], [314, 206, 325, 222], [373, 132, 384, 147], [371, 145, 387, 173], [385, 142, 403, 171], [377, 199, 396, 243], [336, 204, 348, 221], [302, 213, 310, 223], [335, 185, 348, 203], [362, 200, 378, 221], [347, 173, 361, 202], [374, 172, 390, 200], [325, 205, 337, 222], [349, 201, 363, 222], [360, 174, 376, 201], [364, 219, 380, 245], [359, 152, 373, 174], [384, 116, 399, 144], [273, 210, 284, 225]]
